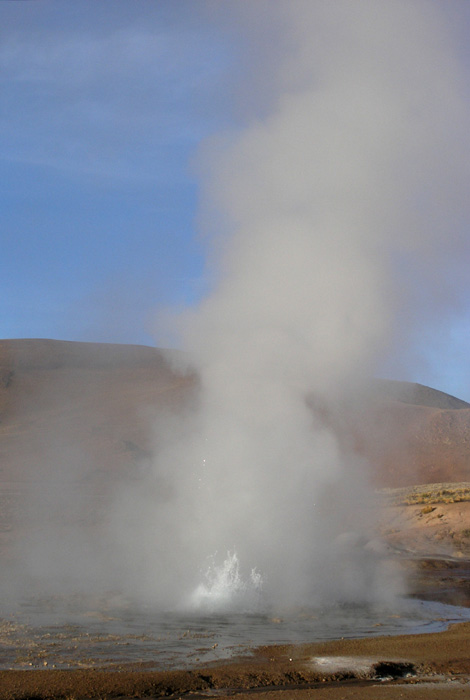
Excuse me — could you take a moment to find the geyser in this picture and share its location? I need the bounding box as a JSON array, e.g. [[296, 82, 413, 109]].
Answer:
[[5, 1, 470, 616], [130, 0, 469, 611], [187, 551, 264, 613]]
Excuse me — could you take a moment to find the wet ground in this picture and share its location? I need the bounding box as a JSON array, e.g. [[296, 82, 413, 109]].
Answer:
[[0, 556, 469, 698], [1, 483, 470, 697], [1, 593, 470, 671], [1, 620, 470, 700]]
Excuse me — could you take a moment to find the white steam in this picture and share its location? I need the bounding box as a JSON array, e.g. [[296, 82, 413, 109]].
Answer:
[[141, 0, 469, 609], [112, 0, 470, 611]]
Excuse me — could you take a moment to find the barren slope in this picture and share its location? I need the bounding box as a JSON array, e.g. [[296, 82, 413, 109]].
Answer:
[[0, 338, 469, 488], [0, 339, 194, 484]]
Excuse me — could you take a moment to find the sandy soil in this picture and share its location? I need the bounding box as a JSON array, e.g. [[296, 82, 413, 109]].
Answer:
[[380, 483, 470, 559]]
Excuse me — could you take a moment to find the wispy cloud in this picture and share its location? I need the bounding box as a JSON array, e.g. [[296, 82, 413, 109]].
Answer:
[[0, 4, 233, 183]]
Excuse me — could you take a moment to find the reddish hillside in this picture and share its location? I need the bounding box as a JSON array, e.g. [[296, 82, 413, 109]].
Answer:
[[357, 398, 470, 487], [0, 338, 469, 488], [0, 339, 195, 484]]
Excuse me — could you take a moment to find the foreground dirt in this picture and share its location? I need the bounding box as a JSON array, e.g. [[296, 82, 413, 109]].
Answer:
[[1, 621, 470, 699]]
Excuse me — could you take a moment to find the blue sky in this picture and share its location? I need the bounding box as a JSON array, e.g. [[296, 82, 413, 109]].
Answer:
[[1, 1, 470, 401], [1, 1, 236, 344]]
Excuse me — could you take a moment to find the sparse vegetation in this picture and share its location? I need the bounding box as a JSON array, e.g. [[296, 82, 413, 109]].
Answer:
[[380, 482, 470, 506], [380, 482, 470, 559], [420, 505, 435, 515], [406, 488, 470, 506]]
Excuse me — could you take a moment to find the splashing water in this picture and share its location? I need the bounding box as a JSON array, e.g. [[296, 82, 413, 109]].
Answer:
[[187, 551, 265, 613]]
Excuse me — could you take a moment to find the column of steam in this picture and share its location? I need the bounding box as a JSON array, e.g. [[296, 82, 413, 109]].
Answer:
[[150, 0, 469, 611]]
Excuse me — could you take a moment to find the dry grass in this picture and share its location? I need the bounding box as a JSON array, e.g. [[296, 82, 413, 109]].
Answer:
[[406, 488, 470, 505], [420, 505, 435, 515], [379, 482, 470, 506]]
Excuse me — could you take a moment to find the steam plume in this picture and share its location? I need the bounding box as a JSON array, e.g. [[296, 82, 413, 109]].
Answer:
[[122, 0, 470, 610], [6, 1, 470, 613]]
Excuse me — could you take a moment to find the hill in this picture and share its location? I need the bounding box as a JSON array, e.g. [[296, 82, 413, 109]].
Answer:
[[370, 377, 470, 410], [0, 338, 469, 488], [0, 338, 193, 485]]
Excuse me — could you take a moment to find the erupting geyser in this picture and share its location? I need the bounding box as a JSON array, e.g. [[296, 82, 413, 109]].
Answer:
[[5, 1, 470, 616], [146, 0, 470, 611], [187, 551, 264, 613], [112, 0, 469, 612]]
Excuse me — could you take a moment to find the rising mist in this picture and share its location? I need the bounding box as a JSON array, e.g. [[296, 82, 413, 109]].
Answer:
[[109, 0, 470, 610]]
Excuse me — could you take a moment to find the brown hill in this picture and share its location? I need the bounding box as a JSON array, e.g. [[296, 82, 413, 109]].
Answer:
[[0, 338, 469, 488], [369, 377, 470, 410], [0, 338, 194, 485], [354, 392, 470, 488]]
